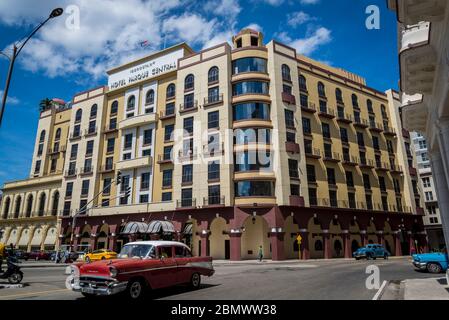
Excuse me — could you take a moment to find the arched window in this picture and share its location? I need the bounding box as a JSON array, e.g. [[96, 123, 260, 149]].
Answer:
[[14, 196, 22, 219], [381, 104, 387, 118], [281, 64, 291, 81], [299, 75, 307, 91], [90, 104, 98, 118], [352, 94, 359, 108], [334, 240, 342, 256], [127, 95, 135, 110], [111, 100, 118, 115], [208, 67, 219, 84], [145, 90, 155, 105], [184, 74, 194, 91], [351, 240, 359, 253], [314, 239, 323, 251], [51, 191, 59, 216], [2, 197, 10, 219], [55, 128, 61, 140], [166, 83, 176, 99], [75, 109, 82, 123], [39, 130, 46, 143], [335, 88, 343, 103], [367, 99, 373, 113], [26, 195, 33, 218], [317, 82, 326, 98], [38, 193, 46, 217]]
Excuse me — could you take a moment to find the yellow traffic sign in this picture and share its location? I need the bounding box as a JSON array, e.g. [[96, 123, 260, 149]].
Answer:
[[296, 234, 302, 242]]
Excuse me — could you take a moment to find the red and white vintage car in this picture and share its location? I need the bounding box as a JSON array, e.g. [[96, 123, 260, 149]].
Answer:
[[69, 241, 214, 299]]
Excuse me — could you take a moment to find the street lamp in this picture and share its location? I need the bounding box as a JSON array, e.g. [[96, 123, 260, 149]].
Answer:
[[0, 7, 64, 127]]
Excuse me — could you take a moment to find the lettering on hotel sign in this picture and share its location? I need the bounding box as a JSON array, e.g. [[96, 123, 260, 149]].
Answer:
[[108, 48, 184, 91]]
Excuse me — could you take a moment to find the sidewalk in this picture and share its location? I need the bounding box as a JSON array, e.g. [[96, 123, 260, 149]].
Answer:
[[17, 261, 69, 268], [381, 277, 449, 300]]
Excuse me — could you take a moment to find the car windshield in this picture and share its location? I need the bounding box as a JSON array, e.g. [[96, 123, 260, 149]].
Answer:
[[118, 244, 155, 259]]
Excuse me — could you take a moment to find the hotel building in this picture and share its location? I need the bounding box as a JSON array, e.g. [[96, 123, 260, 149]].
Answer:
[[0, 29, 427, 260]]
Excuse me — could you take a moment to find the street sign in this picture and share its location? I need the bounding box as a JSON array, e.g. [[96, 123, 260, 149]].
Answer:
[[296, 234, 302, 243]]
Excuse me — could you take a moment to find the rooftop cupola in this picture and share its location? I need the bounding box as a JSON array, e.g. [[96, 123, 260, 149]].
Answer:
[[232, 28, 264, 49]]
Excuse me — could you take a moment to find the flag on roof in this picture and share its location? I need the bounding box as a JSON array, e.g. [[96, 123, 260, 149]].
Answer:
[[140, 40, 150, 48]]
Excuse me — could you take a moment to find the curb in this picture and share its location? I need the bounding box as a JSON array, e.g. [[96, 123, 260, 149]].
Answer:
[[372, 280, 389, 300], [19, 264, 69, 268], [0, 284, 25, 289]]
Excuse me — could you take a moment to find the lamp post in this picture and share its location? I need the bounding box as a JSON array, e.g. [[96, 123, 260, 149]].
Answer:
[[0, 8, 63, 127]]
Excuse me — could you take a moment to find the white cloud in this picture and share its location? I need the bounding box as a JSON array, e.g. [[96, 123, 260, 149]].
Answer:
[[287, 11, 313, 27], [244, 23, 263, 32], [300, 0, 320, 4], [0, 90, 20, 105], [289, 27, 331, 55]]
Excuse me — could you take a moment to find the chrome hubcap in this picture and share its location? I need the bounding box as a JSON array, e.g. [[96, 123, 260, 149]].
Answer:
[[130, 282, 141, 298], [192, 274, 200, 287]]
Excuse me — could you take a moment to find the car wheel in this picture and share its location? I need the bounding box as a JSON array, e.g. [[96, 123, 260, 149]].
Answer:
[[127, 279, 146, 299], [366, 253, 371, 260], [190, 273, 201, 290], [101, 256, 106, 260], [8, 272, 23, 284], [85, 257, 91, 263], [427, 262, 442, 274], [384, 254, 388, 260], [355, 257, 360, 261]]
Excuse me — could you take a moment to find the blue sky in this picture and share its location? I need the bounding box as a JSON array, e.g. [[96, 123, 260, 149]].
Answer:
[[0, 0, 399, 189]]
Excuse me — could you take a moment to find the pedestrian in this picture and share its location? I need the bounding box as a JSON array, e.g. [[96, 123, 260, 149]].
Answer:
[[258, 245, 263, 262]]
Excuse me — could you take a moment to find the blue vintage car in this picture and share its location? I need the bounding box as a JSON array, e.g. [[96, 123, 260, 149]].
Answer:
[[412, 252, 449, 273], [353, 244, 390, 260]]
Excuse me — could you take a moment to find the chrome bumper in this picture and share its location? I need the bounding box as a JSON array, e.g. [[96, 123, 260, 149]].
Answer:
[[413, 261, 427, 270], [71, 277, 128, 296]]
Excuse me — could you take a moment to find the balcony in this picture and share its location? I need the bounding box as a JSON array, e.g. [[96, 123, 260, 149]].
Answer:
[[342, 154, 358, 167], [301, 102, 317, 114], [84, 127, 97, 137], [383, 126, 397, 136], [203, 196, 225, 207], [359, 158, 374, 169], [323, 151, 341, 163], [179, 101, 198, 114], [99, 164, 115, 173], [119, 113, 157, 130], [157, 154, 173, 164], [159, 108, 176, 120], [409, 167, 417, 176], [318, 107, 335, 119], [353, 117, 369, 129], [282, 92, 296, 105], [400, 21, 436, 94], [285, 141, 300, 154], [103, 123, 118, 134], [393, 0, 447, 25], [64, 169, 77, 178], [375, 162, 390, 172], [176, 198, 197, 209], [416, 207, 425, 216], [48, 145, 66, 155], [402, 128, 410, 139], [369, 121, 383, 133], [289, 195, 305, 207], [401, 93, 427, 133], [80, 166, 94, 175], [336, 112, 353, 124], [178, 148, 198, 162], [203, 143, 224, 157], [204, 94, 224, 108], [69, 132, 82, 141], [390, 164, 403, 174], [305, 148, 321, 159], [116, 156, 153, 171]]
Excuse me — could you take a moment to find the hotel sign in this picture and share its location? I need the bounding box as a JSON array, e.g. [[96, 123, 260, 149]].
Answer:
[[108, 48, 184, 91]]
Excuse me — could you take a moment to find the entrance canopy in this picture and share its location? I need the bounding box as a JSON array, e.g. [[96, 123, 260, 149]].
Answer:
[[121, 221, 175, 235], [183, 223, 193, 235]]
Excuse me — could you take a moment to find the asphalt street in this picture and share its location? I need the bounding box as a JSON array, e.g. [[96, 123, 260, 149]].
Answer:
[[0, 257, 438, 300]]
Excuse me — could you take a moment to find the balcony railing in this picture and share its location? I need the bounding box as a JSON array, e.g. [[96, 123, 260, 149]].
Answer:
[[203, 196, 225, 207], [64, 169, 77, 177], [323, 151, 341, 163], [305, 148, 321, 159], [400, 21, 431, 52], [203, 143, 224, 157], [383, 126, 396, 136], [103, 123, 118, 133], [369, 121, 383, 132], [80, 166, 94, 175], [204, 94, 224, 107], [353, 117, 369, 128], [282, 92, 296, 105], [179, 101, 198, 113], [159, 108, 176, 120], [301, 102, 317, 113], [69, 132, 81, 140], [157, 154, 173, 164], [48, 145, 66, 154], [390, 164, 403, 173], [318, 107, 335, 119], [336, 112, 353, 123], [99, 164, 115, 173], [375, 162, 390, 171], [342, 154, 358, 166], [176, 198, 197, 208], [84, 127, 98, 136], [178, 147, 198, 161], [359, 158, 374, 169], [409, 167, 417, 176]]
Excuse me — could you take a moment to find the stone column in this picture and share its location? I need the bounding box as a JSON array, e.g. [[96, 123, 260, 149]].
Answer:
[[299, 229, 310, 260], [229, 231, 242, 261], [108, 234, 117, 252], [408, 231, 416, 255], [269, 229, 285, 261], [323, 230, 331, 259], [360, 230, 367, 246], [199, 231, 209, 257], [376, 231, 384, 246], [393, 231, 402, 256], [342, 230, 351, 258]]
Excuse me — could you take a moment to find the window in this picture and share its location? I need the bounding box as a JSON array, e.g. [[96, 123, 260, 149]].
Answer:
[[120, 175, 130, 193], [309, 188, 317, 205], [208, 161, 220, 180], [300, 94, 308, 108], [109, 118, 117, 130], [234, 181, 275, 197], [234, 151, 272, 172], [233, 102, 270, 121], [181, 188, 193, 207], [340, 127, 348, 143], [163, 146, 172, 161], [232, 81, 269, 96], [387, 140, 394, 153], [346, 171, 354, 187], [232, 57, 267, 75], [107, 138, 115, 153], [66, 182, 74, 198], [208, 67, 219, 83], [304, 139, 313, 154], [72, 125, 81, 138], [37, 143, 44, 156], [343, 148, 350, 162], [139, 194, 149, 203], [127, 95, 135, 111], [50, 158, 57, 172], [208, 86, 220, 103], [348, 193, 356, 209], [103, 178, 111, 195], [164, 124, 174, 141], [124, 134, 133, 150], [142, 149, 151, 157], [184, 93, 195, 109], [143, 129, 153, 146], [281, 64, 291, 81], [318, 82, 326, 98], [393, 179, 401, 193], [163, 170, 173, 188], [329, 190, 337, 207], [373, 136, 380, 150], [288, 159, 299, 178], [208, 111, 219, 129], [208, 185, 221, 205], [425, 191, 434, 201], [381, 104, 387, 118], [307, 164, 316, 182], [162, 192, 172, 201], [319, 100, 327, 114], [141, 172, 151, 190], [357, 132, 365, 147], [81, 180, 90, 196], [34, 160, 41, 174], [208, 133, 220, 154], [86, 140, 94, 156], [236, 38, 242, 48], [286, 131, 296, 143], [251, 36, 258, 46], [84, 158, 92, 172], [165, 102, 175, 116], [63, 201, 71, 216], [422, 177, 431, 188], [379, 176, 386, 192], [367, 99, 373, 113], [285, 109, 295, 128], [75, 109, 82, 123], [290, 184, 300, 196], [352, 94, 359, 108], [184, 117, 194, 135], [422, 153, 429, 162], [68, 162, 76, 175], [145, 90, 155, 105], [111, 100, 118, 115], [324, 143, 332, 159], [283, 84, 292, 95], [299, 75, 307, 91], [185, 74, 195, 91], [90, 104, 97, 118], [366, 194, 373, 210], [102, 199, 110, 207], [182, 165, 193, 184], [166, 84, 176, 99], [363, 174, 371, 190], [327, 168, 336, 185], [418, 140, 427, 149], [322, 123, 331, 139], [382, 196, 388, 211], [335, 88, 343, 103], [302, 118, 311, 134], [55, 128, 61, 140], [39, 130, 46, 143]]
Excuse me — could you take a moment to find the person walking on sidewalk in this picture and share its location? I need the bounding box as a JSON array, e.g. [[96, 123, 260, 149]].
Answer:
[[257, 245, 263, 262]]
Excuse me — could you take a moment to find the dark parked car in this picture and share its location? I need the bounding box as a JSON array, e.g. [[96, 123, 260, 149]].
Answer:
[[28, 250, 51, 261], [13, 250, 29, 261]]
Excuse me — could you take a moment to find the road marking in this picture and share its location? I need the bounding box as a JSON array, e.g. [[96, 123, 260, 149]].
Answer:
[[0, 288, 71, 300], [372, 280, 388, 300]]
